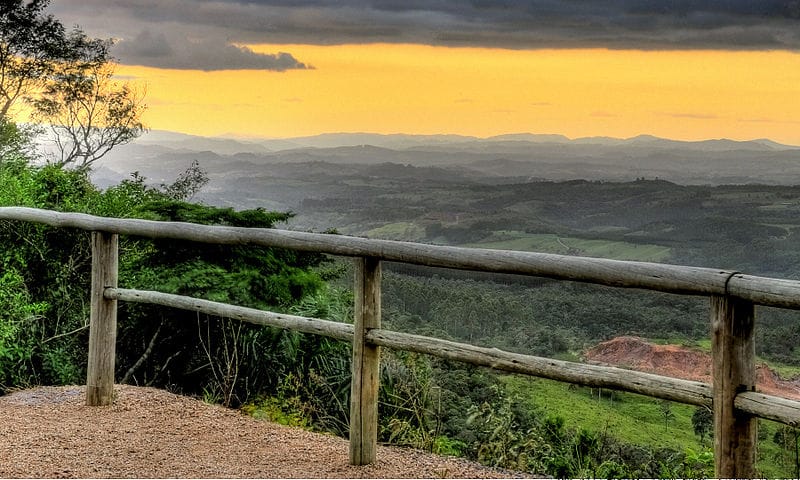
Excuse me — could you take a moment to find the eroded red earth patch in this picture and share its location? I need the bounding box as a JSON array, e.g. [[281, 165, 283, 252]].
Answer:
[[584, 335, 800, 401]]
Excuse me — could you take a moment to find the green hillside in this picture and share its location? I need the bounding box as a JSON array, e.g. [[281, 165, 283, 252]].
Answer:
[[502, 374, 790, 478]]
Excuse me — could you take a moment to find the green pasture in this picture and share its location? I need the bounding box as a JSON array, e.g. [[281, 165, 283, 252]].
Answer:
[[503, 375, 702, 450], [365, 222, 427, 241], [502, 371, 792, 477], [466, 231, 672, 262]]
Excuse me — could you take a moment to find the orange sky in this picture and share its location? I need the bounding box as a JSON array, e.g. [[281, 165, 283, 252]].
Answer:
[[120, 44, 800, 144]]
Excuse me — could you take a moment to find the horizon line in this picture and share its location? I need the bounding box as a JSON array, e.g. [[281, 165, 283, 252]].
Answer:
[[138, 128, 800, 149]]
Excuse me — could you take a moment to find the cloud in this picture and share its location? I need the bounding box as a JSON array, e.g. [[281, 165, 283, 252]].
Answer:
[[47, 1, 313, 71], [111, 74, 141, 81], [48, 0, 800, 58], [116, 29, 310, 71]]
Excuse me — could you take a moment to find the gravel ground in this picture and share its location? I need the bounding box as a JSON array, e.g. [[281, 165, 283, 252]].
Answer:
[[0, 385, 531, 478]]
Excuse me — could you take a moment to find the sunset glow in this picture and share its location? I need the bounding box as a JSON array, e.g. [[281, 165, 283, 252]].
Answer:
[[120, 44, 800, 144]]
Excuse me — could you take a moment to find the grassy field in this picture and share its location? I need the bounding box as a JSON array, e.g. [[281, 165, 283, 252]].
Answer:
[[465, 231, 672, 262], [365, 222, 427, 241], [502, 374, 793, 477], [503, 375, 702, 450]]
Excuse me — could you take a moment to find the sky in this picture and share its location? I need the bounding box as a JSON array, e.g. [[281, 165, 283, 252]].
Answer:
[[46, 0, 800, 144]]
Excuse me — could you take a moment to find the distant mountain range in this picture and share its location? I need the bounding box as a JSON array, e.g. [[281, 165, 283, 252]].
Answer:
[[92, 130, 800, 189], [83, 129, 800, 231], [134, 130, 800, 155]]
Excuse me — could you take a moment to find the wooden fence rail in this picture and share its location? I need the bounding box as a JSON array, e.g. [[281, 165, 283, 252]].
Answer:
[[3, 207, 800, 477]]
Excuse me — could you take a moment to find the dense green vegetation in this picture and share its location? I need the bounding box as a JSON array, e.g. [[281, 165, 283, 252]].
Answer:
[[0, 119, 333, 410], [4, 3, 800, 478], [4, 5, 800, 470], [5, 114, 800, 475], [6, 120, 800, 476], [281, 163, 800, 476], [287, 167, 800, 367]]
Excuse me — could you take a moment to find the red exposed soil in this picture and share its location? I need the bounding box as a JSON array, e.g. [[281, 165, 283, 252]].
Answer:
[[584, 335, 800, 401]]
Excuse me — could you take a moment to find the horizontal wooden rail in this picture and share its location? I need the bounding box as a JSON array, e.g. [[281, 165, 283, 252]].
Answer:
[[108, 288, 712, 406], [736, 392, 800, 427], [5, 206, 800, 308], [106, 288, 800, 427], [8, 206, 800, 477], [727, 274, 800, 310], [105, 288, 354, 342], [0, 207, 729, 295], [367, 328, 713, 406]]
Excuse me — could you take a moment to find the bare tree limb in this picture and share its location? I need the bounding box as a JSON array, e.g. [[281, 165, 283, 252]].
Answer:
[[121, 319, 164, 385]]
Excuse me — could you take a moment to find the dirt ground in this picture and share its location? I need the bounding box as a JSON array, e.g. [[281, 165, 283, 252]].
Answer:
[[9, 337, 774, 478], [0, 384, 529, 479]]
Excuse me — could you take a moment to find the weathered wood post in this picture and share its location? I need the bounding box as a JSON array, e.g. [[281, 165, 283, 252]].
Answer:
[[711, 294, 756, 478], [349, 256, 381, 465], [86, 231, 119, 406]]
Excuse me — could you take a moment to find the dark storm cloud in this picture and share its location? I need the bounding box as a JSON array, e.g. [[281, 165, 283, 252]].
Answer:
[[188, 0, 800, 49], [116, 30, 310, 71], [47, 0, 314, 71], [48, 0, 800, 70]]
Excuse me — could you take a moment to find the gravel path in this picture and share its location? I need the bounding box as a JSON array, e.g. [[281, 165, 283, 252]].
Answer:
[[0, 385, 528, 478]]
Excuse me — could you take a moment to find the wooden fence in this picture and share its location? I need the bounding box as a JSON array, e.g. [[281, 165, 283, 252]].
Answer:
[[2, 206, 800, 477]]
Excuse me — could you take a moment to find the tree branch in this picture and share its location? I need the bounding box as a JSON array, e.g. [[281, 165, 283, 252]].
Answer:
[[121, 319, 164, 385]]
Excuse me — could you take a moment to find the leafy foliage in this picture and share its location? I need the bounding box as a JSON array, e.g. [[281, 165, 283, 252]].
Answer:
[[102, 180, 330, 405], [0, 117, 36, 161], [0, 0, 70, 117], [239, 285, 354, 433], [0, 269, 46, 389], [466, 385, 551, 473], [2, 0, 145, 169], [773, 425, 800, 477], [692, 406, 713, 446], [0, 120, 333, 408], [162, 160, 208, 201], [0, 154, 101, 387]]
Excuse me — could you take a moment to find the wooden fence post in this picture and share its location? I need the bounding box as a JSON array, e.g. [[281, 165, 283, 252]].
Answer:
[[86, 231, 119, 406], [711, 294, 756, 478], [350, 256, 381, 465]]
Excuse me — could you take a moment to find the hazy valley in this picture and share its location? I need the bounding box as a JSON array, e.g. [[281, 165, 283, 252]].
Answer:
[[93, 130, 800, 274], [86, 130, 800, 476], [6, 1, 800, 476]]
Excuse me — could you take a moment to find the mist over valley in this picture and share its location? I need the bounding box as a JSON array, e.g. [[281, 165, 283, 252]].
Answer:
[[92, 131, 800, 278]]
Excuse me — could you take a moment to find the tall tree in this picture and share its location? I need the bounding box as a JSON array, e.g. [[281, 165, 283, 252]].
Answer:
[[1, 1, 146, 169], [0, 0, 67, 117], [30, 33, 146, 170]]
